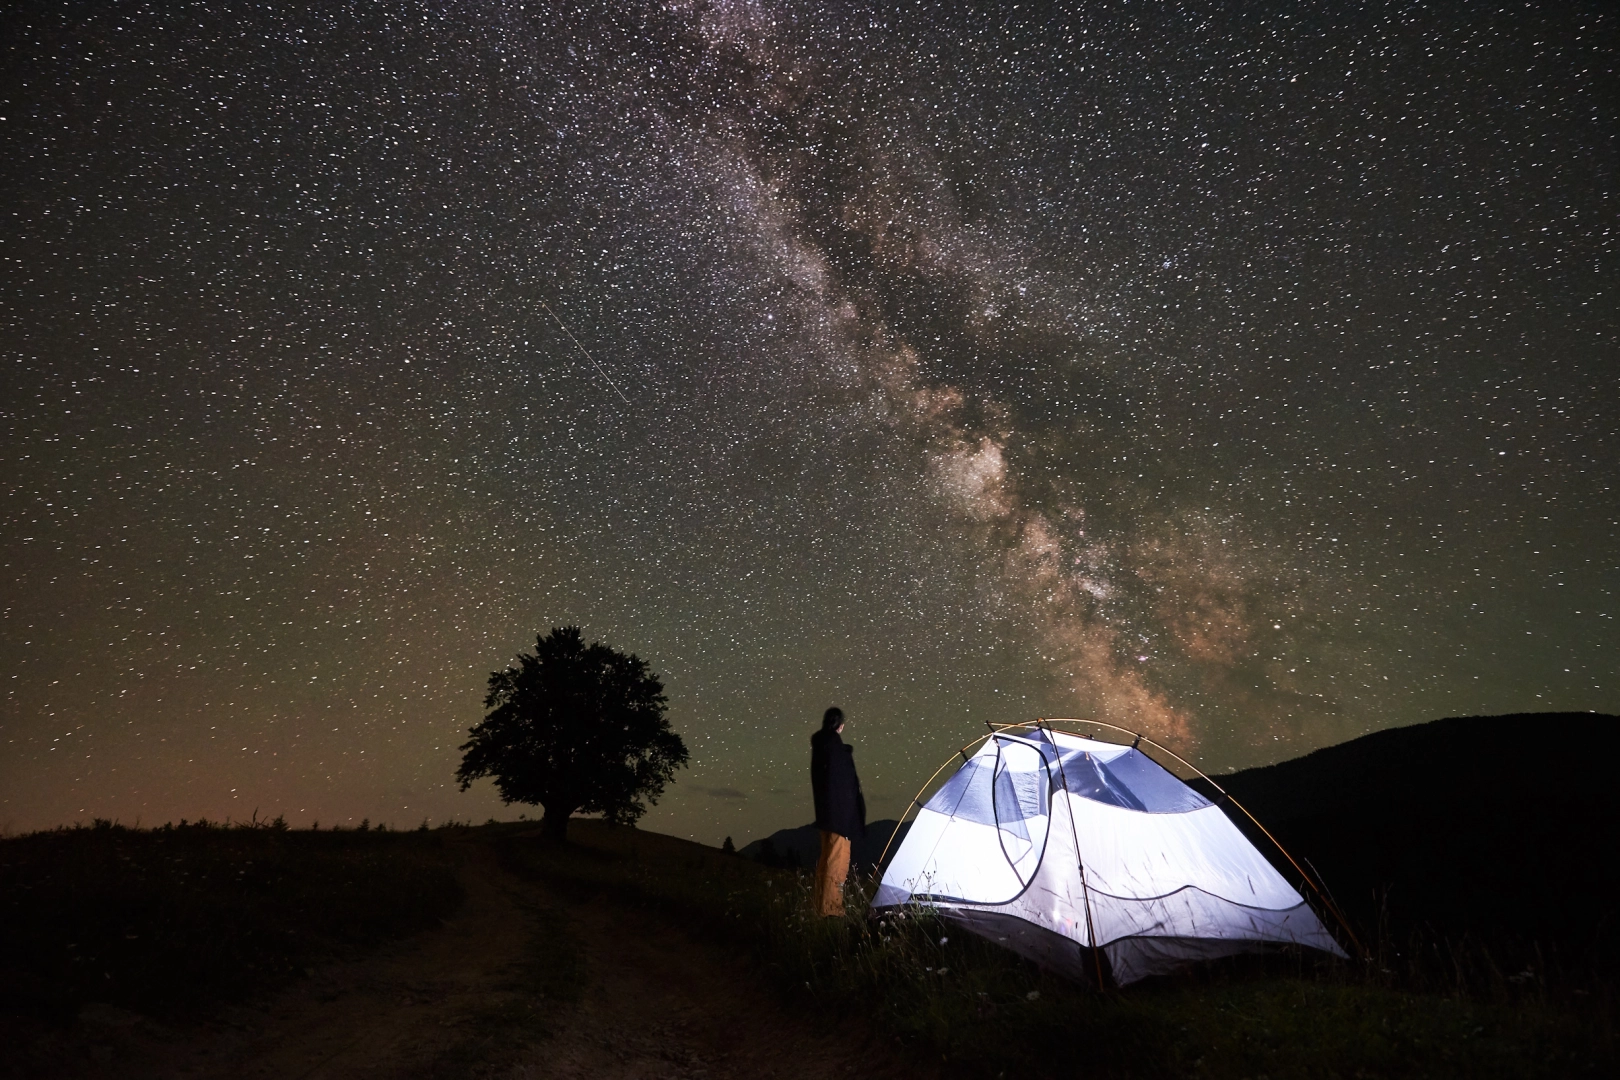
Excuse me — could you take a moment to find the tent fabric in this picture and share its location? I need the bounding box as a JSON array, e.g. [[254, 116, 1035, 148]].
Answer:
[[872, 727, 1346, 984], [1056, 748, 1214, 813]]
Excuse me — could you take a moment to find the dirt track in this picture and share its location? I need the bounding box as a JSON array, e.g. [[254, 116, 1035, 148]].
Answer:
[[21, 834, 932, 1080]]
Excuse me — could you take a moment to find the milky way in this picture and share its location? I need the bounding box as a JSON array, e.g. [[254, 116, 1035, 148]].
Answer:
[[2, 1, 1615, 840]]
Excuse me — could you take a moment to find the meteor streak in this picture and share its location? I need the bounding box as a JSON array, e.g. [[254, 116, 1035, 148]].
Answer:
[[540, 298, 632, 405]]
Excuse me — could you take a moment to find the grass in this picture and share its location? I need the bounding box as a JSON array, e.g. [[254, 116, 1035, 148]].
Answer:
[[0, 817, 463, 1018], [508, 820, 1617, 1079], [2, 816, 1611, 1077]]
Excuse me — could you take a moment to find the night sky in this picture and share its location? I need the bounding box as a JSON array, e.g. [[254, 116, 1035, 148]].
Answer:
[[3, 1, 1615, 842]]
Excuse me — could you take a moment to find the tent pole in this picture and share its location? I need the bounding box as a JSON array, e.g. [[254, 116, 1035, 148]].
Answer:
[[1039, 717, 1367, 960], [873, 720, 1047, 881], [872, 733, 995, 874], [1040, 718, 1108, 990], [988, 735, 1035, 893]]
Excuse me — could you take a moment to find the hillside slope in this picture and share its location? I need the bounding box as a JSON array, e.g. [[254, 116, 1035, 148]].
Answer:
[[1211, 711, 1620, 969]]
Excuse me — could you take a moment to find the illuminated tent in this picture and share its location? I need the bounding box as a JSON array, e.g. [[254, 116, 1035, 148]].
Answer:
[[871, 724, 1347, 985]]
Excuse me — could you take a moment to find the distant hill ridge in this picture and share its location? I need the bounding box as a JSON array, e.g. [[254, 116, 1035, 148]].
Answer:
[[738, 819, 907, 872], [1210, 710, 1619, 819]]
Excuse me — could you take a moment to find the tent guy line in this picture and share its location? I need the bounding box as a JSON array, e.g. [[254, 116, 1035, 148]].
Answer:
[[539, 298, 632, 405]]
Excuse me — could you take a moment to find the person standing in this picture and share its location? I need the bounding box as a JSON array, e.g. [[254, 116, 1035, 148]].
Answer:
[[810, 706, 866, 917]]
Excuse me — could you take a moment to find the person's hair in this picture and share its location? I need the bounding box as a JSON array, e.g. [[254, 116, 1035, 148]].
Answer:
[[822, 706, 844, 732]]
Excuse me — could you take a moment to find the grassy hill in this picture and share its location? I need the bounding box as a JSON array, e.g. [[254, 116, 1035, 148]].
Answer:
[[1, 812, 1614, 1076], [0, 818, 462, 1018], [518, 819, 1615, 1077], [5, 712, 1618, 1077]]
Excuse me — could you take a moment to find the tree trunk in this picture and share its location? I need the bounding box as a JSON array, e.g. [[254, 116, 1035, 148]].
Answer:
[[539, 805, 571, 843]]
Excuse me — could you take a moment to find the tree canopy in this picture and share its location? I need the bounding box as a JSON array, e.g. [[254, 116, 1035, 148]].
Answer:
[[456, 627, 688, 841]]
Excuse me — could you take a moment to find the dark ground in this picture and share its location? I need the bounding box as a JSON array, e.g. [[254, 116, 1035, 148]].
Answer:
[[1, 824, 923, 1080], [3, 711, 1617, 1078]]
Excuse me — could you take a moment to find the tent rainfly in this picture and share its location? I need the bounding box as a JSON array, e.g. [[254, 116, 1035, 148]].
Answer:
[[871, 724, 1347, 985]]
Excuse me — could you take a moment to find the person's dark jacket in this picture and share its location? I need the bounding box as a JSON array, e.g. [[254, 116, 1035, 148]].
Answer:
[[811, 727, 866, 839]]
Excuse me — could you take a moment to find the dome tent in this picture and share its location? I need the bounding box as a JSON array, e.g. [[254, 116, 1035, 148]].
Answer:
[[871, 721, 1350, 985]]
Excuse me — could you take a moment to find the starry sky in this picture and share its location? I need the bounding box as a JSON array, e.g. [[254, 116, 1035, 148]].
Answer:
[[2, 0, 1615, 841]]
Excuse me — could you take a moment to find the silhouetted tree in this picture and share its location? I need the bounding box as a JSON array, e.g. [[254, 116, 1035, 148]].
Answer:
[[456, 626, 688, 842]]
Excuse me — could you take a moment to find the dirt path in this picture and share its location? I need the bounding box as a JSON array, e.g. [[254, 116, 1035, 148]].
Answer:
[[36, 836, 931, 1080], [521, 871, 925, 1080]]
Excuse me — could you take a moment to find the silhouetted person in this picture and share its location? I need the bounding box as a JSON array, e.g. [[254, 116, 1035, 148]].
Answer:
[[810, 706, 866, 917]]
